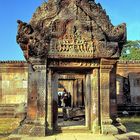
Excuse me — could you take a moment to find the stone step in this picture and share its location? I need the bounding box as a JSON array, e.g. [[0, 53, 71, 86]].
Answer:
[[0, 113, 15, 118], [0, 108, 15, 111], [56, 126, 90, 133], [0, 104, 16, 118], [0, 109, 15, 113], [0, 118, 20, 123]]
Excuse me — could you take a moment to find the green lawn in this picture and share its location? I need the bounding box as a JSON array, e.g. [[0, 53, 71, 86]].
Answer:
[[120, 117, 140, 133], [0, 118, 21, 135], [0, 117, 139, 138]]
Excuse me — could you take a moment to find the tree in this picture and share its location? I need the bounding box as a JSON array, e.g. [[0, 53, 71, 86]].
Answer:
[[120, 40, 140, 60]]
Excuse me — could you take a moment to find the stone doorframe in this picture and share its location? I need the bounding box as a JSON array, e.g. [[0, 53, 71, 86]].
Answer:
[[17, 58, 126, 136], [46, 69, 93, 132], [47, 59, 118, 134]]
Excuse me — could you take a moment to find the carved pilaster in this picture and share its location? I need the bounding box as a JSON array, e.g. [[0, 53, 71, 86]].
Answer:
[[77, 79, 83, 106], [18, 63, 47, 136], [73, 79, 78, 107], [46, 69, 53, 134], [85, 74, 91, 128], [100, 59, 118, 134], [91, 68, 100, 133]]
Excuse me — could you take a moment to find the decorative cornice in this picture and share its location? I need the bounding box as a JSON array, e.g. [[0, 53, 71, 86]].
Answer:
[[48, 60, 99, 68], [118, 60, 140, 64], [0, 61, 27, 64], [1, 60, 140, 65]]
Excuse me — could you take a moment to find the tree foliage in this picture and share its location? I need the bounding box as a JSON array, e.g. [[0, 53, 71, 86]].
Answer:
[[120, 40, 140, 60]]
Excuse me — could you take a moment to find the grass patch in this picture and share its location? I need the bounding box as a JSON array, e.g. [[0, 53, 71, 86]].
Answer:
[[120, 117, 140, 133], [0, 118, 21, 135]]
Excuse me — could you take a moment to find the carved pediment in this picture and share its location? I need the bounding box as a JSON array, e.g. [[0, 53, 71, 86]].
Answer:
[[17, 0, 126, 62]]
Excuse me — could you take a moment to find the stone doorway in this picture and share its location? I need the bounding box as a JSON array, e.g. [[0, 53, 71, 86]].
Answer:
[[52, 70, 91, 131], [16, 0, 127, 136]]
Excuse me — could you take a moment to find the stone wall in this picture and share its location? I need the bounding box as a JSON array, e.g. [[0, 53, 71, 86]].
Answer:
[[117, 60, 140, 105], [129, 73, 140, 105], [0, 61, 28, 104], [0, 60, 140, 106]]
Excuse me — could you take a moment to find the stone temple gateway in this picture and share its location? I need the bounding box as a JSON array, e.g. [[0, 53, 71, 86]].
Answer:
[[16, 0, 126, 136]]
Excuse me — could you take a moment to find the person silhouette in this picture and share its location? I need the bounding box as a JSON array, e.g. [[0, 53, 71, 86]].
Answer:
[[67, 92, 71, 107], [58, 93, 62, 107]]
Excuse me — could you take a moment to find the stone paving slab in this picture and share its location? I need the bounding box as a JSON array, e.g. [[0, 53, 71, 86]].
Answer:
[[0, 132, 140, 140], [3, 132, 140, 140], [115, 132, 140, 140], [6, 134, 118, 140]]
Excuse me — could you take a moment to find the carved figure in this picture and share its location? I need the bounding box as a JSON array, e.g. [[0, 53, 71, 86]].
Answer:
[[17, 0, 126, 62]]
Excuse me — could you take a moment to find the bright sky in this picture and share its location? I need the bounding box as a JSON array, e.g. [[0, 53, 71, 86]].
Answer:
[[0, 0, 140, 60]]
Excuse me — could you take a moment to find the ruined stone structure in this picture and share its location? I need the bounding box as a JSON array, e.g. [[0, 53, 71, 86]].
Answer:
[[16, 0, 126, 136], [0, 61, 28, 104], [1, 61, 140, 107], [117, 60, 140, 105]]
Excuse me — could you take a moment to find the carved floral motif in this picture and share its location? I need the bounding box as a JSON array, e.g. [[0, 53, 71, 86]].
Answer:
[[17, 0, 126, 63]]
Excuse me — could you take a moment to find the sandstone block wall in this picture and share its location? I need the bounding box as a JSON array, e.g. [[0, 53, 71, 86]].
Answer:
[[117, 60, 140, 105], [0, 61, 28, 104], [0, 60, 140, 106]]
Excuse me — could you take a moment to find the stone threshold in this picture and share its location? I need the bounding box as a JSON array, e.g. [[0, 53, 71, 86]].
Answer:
[[55, 126, 90, 133]]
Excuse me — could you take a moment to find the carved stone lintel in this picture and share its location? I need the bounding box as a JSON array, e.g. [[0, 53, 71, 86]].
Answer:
[[48, 60, 99, 68]]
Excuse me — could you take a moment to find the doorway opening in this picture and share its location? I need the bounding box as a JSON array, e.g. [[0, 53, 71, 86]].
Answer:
[[53, 71, 91, 129]]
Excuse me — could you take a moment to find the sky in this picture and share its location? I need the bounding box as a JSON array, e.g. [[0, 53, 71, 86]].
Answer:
[[0, 0, 140, 60]]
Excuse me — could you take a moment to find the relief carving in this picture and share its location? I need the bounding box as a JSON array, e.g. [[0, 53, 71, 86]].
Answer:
[[17, 0, 126, 63], [49, 60, 99, 68]]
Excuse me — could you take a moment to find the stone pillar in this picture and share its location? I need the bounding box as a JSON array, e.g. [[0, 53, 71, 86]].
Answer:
[[100, 59, 118, 134], [77, 79, 83, 106], [91, 68, 100, 133], [46, 69, 53, 134], [110, 64, 118, 118], [46, 69, 58, 134], [85, 74, 91, 128], [73, 79, 78, 107], [18, 63, 46, 136], [116, 75, 124, 105]]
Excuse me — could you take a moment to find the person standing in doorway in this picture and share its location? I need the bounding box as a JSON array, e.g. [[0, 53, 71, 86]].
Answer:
[[58, 92, 62, 107], [67, 92, 71, 107], [62, 89, 69, 120]]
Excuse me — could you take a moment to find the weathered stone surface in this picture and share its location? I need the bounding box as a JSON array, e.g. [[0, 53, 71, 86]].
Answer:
[[117, 60, 140, 105], [1, 60, 140, 108], [15, 0, 127, 137], [17, 0, 126, 63], [0, 61, 28, 105], [115, 132, 140, 140]]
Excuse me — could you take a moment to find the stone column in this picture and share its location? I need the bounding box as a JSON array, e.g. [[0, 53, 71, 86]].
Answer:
[[46, 69, 53, 134], [85, 74, 91, 128], [110, 64, 118, 118], [91, 68, 100, 133], [100, 59, 118, 134], [46, 69, 58, 134], [18, 63, 47, 136], [73, 79, 78, 107], [77, 79, 83, 107]]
